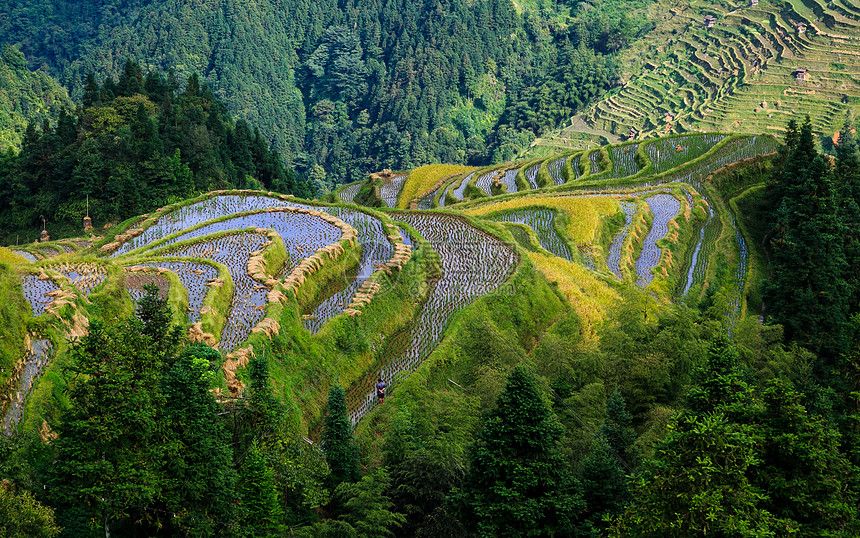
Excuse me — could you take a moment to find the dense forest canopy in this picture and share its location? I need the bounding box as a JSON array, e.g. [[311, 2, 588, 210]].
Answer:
[[0, 45, 73, 151], [0, 0, 653, 188]]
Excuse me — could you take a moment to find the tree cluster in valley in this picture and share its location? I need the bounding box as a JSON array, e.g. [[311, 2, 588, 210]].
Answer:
[[0, 61, 307, 243]]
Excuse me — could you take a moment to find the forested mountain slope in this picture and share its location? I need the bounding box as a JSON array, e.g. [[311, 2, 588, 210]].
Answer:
[[0, 0, 653, 186], [0, 46, 72, 152]]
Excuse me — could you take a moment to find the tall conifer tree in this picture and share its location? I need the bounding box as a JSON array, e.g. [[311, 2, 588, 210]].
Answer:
[[46, 286, 179, 535], [456, 366, 582, 536], [322, 385, 360, 487], [764, 117, 851, 358], [580, 388, 636, 534], [161, 344, 236, 535]]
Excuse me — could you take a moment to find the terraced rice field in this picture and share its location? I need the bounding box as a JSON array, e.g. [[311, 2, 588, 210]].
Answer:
[[569, 156, 583, 180], [12, 251, 37, 262], [348, 212, 518, 423], [131, 261, 219, 322], [35, 247, 60, 258], [49, 263, 107, 296], [12, 243, 86, 262], [635, 194, 682, 287], [380, 175, 407, 208], [20, 264, 107, 316], [660, 135, 780, 188], [547, 157, 567, 185], [645, 134, 729, 174], [7, 190, 425, 430], [423, 135, 774, 335], [498, 169, 519, 194], [163, 232, 270, 352], [140, 210, 343, 274], [448, 172, 475, 204], [125, 273, 169, 301], [475, 171, 496, 196], [107, 194, 406, 346], [574, 0, 860, 140], [608, 144, 642, 178], [418, 189, 437, 209], [606, 202, 637, 279], [682, 204, 715, 297], [437, 183, 454, 208], [490, 209, 572, 261], [302, 208, 393, 333], [589, 151, 601, 174], [2, 131, 784, 431], [112, 195, 304, 256], [399, 165, 476, 209], [20, 275, 60, 316], [2, 339, 53, 434], [339, 183, 362, 204], [729, 215, 749, 330], [525, 164, 540, 189], [505, 224, 541, 253]]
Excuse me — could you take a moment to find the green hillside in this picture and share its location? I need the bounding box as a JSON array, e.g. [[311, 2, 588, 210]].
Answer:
[[539, 0, 860, 148], [3, 125, 859, 534], [0, 46, 72, 152]]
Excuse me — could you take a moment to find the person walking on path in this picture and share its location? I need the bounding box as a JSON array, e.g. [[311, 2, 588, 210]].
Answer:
[[376, 377, 387, 404]]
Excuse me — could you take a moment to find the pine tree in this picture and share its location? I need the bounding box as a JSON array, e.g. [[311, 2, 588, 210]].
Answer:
[[242, 353, 285, 446], [610, 412, 779, 537], [600, 387, 638, 468], [322, 385, 361, 487], [55, 109, 77, 147], [116, 168, 142, 219], [136, 283, 182, 358], [238, 440, 284, 536], [835, 122, 860, 315], [579, 388, 636, 534], [116, 59, 143, 97], [754, 379, 859, 534], [613, 334, 860, 536], [611, 336, 779, 536], [130, 103, 162, 161], [456, 366, 583, 536], [336, 469, 405, 537], [686, 333, 756, 421], [169, 148, 195, 198], [161, 344, 237, 535], [764, 117, 852, 358], [580, 439, 629, 535], [45, 285, 182, 535], [82, 72, 100, 108], [46, 319, 170, 534], [388, 449, 464, 537]]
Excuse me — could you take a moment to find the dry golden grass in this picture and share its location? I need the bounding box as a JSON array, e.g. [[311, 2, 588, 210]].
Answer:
[[466, 196, 619, 245], [526, 251, 618, 343], [398, 164, 475, 208]]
